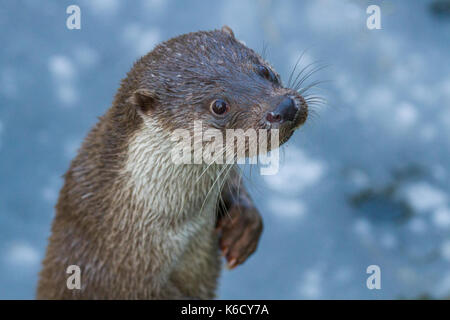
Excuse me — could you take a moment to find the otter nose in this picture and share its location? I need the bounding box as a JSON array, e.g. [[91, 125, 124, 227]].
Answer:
[[266, 97, 298, 123]]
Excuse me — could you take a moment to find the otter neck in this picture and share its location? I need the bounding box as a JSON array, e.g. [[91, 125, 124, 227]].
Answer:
[[122, 118, 233, 223]]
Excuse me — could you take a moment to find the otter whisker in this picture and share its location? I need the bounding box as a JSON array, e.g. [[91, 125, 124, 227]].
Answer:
[[199, 142, 236, 214], [308, 108, 320, 119], [293, 64, 329, 92], [305, 99, 326, 106], [304, 94, 327, 102], [195, 150, 226, 184], [298, 79, 331, 95], [287, 50, 308, 88], [290, 61, 318, 92], [200, 163, 234, 216], [236, 164, 264, 198], [261, 41, 269, 61], [217, 165, 239, 220]]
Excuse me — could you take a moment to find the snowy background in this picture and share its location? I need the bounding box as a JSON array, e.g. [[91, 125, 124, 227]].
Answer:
[[1, 0, 449, 299]]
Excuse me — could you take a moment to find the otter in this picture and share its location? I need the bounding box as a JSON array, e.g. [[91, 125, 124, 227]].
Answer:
[[37, 26, 308, 299]]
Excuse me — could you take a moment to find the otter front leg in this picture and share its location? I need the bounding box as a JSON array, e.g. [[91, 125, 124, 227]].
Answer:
[[216, 169, 263, 269]]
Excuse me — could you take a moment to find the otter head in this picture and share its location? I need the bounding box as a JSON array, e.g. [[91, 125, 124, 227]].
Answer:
[[128, 26, 308, 163]]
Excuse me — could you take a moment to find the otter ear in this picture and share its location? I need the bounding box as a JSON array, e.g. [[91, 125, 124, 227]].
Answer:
[[128, 89, 156, 115], [221, 25, 235, 38]]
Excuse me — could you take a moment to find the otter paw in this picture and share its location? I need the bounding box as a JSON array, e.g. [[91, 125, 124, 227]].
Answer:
[[216, 206, 263, 269]]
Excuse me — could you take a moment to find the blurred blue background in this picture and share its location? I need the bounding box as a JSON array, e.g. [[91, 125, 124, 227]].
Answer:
[[1, 0, 450, 299]]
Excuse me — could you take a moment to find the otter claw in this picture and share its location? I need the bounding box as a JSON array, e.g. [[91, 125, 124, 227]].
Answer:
[[216, 205, 263, 269]]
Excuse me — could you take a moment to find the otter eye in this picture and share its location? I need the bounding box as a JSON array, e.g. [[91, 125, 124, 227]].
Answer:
[[258, 65, 278, 84], [210, 99, 229, 115]]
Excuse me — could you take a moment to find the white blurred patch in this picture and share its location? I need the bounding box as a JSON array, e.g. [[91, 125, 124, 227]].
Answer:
[[42, 176, 61, 204], [441, 241, 450, 262], [353, 218, 372, 239], [380, 233, 397, 249], [432, 165, 446, 182], [306, 0, 361, 34], [42, 186, 58, 204], [333, 266, 352, 283], [402, 182, 447, 213], [122, 24, 161, 57], [442, 109, 450, 128], [394, 102, 418, 129], [359, 86, 395, 120], [410, 83, 435, 105], [0, 67, 18, 98], [5, 242, 40, 268], [63, 138, 81, 159], [335, 73, 358, 104], [434, 272, 450, 298], [347, 169, 369, 188], [0, 120, 3, 149], [82, 0, 120, 16], [397, 267, 418, 286], [263, 147, 326, 195], [432, 207, 450, 229], [57, 83, 78, 106], [369, 86, 395, 105], [142, 0, 167, 11], [220, 0, 258, 36], [137, 29, 160, 56], [419, 124, 436, 142], [298, 269, 322, 299], [392, 54, 426, 85], [268, 197, 306, 219], [439, 77, 450, 100], [408, 217, 427, 234], [391, 65, 409, 85], [376, 34, 402, 62], [48, 55, 78, 106], [48, 55, 76, 81], [37, 130, 50, 146], [74, 46, 100, 68]]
